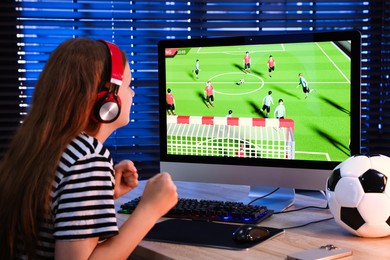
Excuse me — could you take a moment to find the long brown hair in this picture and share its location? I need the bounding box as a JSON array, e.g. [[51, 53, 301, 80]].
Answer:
[[0, 38, 116, 258]]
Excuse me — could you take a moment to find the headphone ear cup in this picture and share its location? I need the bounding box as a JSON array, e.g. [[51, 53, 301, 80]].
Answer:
[[93, 90, 122, 123]]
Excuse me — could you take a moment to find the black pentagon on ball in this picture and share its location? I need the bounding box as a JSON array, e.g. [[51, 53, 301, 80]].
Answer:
[[327, 168, 342, 192], [358, 169, 387, 193], [341, 207, 365, 230]]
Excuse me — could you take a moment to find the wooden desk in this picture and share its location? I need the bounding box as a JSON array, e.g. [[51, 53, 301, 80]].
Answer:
[[115, 181, 390, 260]]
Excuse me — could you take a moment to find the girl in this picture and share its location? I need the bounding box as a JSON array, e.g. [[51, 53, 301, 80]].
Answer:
[[0, 38, 178, 259]]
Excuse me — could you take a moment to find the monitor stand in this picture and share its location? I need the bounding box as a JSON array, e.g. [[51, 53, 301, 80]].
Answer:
[[239, 186, 295, 213]]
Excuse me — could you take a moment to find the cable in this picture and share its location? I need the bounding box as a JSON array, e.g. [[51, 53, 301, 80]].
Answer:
[[273, 189, 328, 214], [272, 192, 331, 229], [281, 216, 334, 229], [247, 188, 332, 229], [247, 187, 280, 205], [274, 205, 329, 214], [275, 206, 332, 229]]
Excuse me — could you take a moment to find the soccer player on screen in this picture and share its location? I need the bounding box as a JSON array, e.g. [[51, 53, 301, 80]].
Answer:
[[226, 109, 233, 117], [274, 99, 286, 119], [204, 80, 215, 107], [193, 59, 200, 79], [261, 90, 274, 118], [243, 51, 251, 73], [224, 109, 233, 135], [297, 73, 315, 98], [267, 55, 275, 77], [236, 142, 246, 158], [166, 88, 176, 115]]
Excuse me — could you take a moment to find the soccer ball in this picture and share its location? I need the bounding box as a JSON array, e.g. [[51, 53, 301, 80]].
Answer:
[[326, 154, 390, 237]]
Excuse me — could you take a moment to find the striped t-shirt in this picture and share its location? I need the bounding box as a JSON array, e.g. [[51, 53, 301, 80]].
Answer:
[[24, 133, 119, 258]]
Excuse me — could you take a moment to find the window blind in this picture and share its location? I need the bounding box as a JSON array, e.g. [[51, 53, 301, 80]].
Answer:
[[0, 0, 388, 179]]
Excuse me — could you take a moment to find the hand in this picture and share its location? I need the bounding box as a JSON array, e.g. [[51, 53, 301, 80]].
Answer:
[[113, 160, 138, 199], [138, 172, 178, 219]]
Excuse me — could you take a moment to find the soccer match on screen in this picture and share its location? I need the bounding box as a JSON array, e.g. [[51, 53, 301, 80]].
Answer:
[[163, 41, 352, 162]]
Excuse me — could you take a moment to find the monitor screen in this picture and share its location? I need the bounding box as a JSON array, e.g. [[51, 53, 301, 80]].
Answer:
[[158, 31, 361, 210]]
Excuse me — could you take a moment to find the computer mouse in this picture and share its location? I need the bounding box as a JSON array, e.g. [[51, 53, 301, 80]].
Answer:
[[232, 224, 270, 243]]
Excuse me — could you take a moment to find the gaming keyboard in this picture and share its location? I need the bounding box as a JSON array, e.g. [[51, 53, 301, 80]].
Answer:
[[119, 197, 274, 224]]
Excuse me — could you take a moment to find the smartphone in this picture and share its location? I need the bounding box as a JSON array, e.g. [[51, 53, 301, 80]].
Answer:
[[287, 245, 352, 260]]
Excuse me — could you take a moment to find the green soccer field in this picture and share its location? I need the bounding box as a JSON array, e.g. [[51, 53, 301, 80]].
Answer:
[[165, 41, 352, 162]]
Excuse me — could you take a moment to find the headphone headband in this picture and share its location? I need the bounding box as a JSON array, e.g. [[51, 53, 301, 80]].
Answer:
[[92, 40, 124, 123], [98, 40, 123, 86]]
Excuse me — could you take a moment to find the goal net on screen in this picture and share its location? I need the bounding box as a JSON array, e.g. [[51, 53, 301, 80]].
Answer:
[[166, 116, 295, 159]]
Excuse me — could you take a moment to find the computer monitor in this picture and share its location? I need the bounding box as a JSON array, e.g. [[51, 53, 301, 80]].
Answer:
[[158, 30, 361, 211]]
